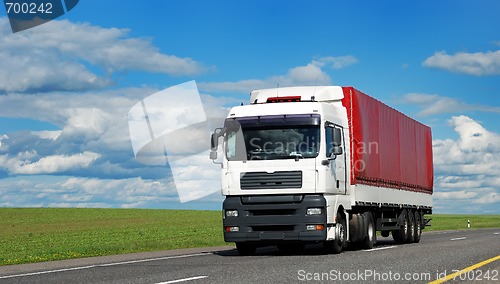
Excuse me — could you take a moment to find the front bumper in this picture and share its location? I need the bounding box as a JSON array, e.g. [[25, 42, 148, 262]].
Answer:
[[223, 194, 327, 243]]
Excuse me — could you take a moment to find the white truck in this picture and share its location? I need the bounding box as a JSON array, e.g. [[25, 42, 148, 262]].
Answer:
[[210, 86, 433, 255]]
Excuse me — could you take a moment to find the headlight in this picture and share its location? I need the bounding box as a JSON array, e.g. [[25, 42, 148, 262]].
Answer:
[[225, 210, 238, 217], [225, 226, 239, 232], [307, 208, 322, 215], [306, 224, 325, 231]]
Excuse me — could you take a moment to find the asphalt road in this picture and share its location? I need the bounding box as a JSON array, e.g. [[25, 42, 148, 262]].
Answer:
[[1, 228, 499, 284]]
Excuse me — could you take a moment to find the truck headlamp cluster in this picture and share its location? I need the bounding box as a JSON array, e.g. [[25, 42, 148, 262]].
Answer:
[[306, 208, 323, 215], [225, 210, 239, 217], [306, 224, 325, 231], [225, 226, 239, 232]]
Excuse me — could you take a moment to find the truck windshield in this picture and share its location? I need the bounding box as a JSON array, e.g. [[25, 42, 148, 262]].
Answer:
[[224, 114, 320, 161]]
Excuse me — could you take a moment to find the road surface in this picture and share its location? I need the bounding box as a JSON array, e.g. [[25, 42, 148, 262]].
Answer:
[[1, 228, 499, 283]]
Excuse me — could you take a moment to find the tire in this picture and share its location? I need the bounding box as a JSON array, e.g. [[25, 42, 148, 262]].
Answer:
[[413, 211, 422, 243], [349, 214, 360, 243], [361, 212, 376, 249], [236, 242, 256, 256], [392, 209, 408, 244], [381, 231, 390, 238], [407, 211, 415, 243], [324, 212, 346, 254], [357, 214, 365, 243]]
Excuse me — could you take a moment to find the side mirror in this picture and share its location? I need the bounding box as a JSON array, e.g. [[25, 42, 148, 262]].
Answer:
[[210, 133, 218, 151], [210, 127, 225, 161], [332, 146, 343, 155], [333, 128, 342, 147], [210, 151, 218, 160]]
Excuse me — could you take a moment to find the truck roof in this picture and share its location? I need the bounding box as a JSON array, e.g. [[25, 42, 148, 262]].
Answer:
[[250, 86, 344, 104]]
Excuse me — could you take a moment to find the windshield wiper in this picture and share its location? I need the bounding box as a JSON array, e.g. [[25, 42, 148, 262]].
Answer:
[[289, 152, 303, 161]]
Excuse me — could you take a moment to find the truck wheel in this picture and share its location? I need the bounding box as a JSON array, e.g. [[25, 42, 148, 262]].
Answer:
[[324, 213, 346, 254], [392, 209, 408, 244], [236, 243, 256, 256], [349, 213, 360, 243], [413, 211, 422, 243], [407, 211, 415, 243], [361, 212, 376, 249]]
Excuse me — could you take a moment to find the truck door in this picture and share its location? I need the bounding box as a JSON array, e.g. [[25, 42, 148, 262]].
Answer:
[[324, 123, 347, 194]]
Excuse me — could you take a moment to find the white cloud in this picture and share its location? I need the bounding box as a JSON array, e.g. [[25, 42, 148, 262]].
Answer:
[[0, 18, 206, 93], [0, 174, 223, 208], [435, 116, 500, 159], [198, 79, 273, 94], [31, 130, 62, 140], [0, 89, 142, 150], [0, 52, 111, 93], [0, 17, 221, 208], [0, 175, 180, 208], [433, 115, 500, 213], [0, 134, 8, 149], [423, 50, 500, 76], [402, 93, 500, 116], [0, 89, 151, 180], [473, 192, 500, 204], [433, 190, 477, 200], [0, 86, 226, 183], [199, 56, 357, 93], [0, 151, 100, 174], [312, 56, 358, 69], [61, 108, 112, 139]]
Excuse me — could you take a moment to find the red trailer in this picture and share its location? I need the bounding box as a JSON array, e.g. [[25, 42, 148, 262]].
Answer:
[[341, 87, 433, 193]]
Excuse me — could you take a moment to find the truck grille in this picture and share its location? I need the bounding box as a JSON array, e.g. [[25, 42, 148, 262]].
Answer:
[[240, 171, 302, 189], [249, 209, 296, 216]]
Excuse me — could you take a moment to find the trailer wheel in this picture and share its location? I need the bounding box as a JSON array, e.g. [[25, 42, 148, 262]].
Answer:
[[392, 209, 408, 244], [324, 213, 346, 254], [407, 211, 415, 243], [236, 242, 256, 256], [361, 212, 376, 249], [413, 211, 422, 243], [349, 213, 361, 243]]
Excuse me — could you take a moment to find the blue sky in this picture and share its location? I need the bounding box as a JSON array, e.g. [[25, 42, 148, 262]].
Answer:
[[0, 1, 499, 213]]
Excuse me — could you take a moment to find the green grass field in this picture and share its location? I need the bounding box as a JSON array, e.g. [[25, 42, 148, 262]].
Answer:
[[426, 214, 500, 231], [0, 208, 225, 266], [0, 208, 499, 266]]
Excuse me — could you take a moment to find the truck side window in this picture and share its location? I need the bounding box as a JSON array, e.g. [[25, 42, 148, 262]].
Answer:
[[325, 126, 333, 157], [226, 131, 237, 158]]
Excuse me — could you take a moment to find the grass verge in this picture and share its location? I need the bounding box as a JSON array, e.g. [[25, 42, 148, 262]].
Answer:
[[0, 208, 225, 266], [425, 214, 500, 231], [1, 209, 499, 266]]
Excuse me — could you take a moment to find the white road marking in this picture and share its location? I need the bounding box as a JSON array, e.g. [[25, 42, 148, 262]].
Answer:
[[450, 237, 466, 241], [98, 253, 211, 267], [363, 246, 397, 252], [157, 275, 208, 284], [0, 265, 97, 279], [0, 252, 212, 279]]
